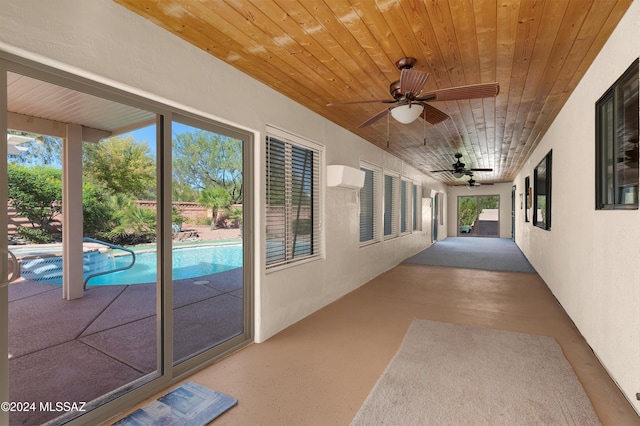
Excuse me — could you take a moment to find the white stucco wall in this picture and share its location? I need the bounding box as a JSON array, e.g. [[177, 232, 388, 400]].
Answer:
[[513, 0, 640, 413], [0, 0, 447, 343], [447, 182, 514, 238]]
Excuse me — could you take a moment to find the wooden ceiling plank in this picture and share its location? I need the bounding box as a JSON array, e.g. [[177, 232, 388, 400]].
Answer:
[[493, 0, 520, 178], [236, 0, 380, 101], [347, 0, 406, 67], [115, 0, 335, 115], [515, 0, 633, 175], [192, 0, 368, 105], [374, 1, 432, 65], [500, 0, 544, 175], [398, 1, 455, 91], [506, 0, 568, 173], [325, 0, 400, 80], [449, 0, 491, 172], [414, 0, 484, 174], [472, 0, 499, 175], [114, 0, 634, 184], [504, 0, 588, 175], [263, 0, 389, 102]]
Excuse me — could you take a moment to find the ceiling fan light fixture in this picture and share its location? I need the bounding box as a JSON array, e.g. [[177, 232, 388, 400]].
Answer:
[[452, 171, 464, 178], [390, 103, 424, 124]]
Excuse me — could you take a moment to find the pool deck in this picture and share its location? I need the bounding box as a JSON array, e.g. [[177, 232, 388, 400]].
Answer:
[[7, 267, 244, 426]]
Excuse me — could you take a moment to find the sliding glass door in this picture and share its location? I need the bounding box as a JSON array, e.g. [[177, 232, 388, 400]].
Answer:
[[171, 117, 245, 366], [1, 54, 252, 425], [457, 195, 500, 237]]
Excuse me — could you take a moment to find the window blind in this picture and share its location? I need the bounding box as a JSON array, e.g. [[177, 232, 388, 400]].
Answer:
[[401, 179, 408, 233], [383, 174, 398, 238], [359, 167, 378, 244], [266, 135, 320, 268], [412, 183, 420, 231]]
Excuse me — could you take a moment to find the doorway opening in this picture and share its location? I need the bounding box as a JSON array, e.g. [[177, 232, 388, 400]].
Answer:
[[457, 195, 500, 237]]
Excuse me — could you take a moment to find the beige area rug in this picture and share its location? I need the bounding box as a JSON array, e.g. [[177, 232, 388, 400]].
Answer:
[[352, 319, 600, 425]]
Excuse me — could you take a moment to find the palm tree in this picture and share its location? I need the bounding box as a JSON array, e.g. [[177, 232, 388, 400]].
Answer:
[[199, 186, 231, 229]]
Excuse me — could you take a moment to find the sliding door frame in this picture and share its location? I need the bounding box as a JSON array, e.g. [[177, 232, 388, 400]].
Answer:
[[1, 51, 254, 425]]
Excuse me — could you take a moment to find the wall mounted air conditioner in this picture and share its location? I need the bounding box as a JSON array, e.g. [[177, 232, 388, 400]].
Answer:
[[327, 165, 365, 190]]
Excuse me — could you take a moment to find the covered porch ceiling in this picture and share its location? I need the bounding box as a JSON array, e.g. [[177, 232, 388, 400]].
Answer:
[[113, 0, 633, 185], [7, 72, 155, 143]]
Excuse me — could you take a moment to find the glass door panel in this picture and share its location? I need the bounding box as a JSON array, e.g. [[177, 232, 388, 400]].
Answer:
[[171, 119, 244, 364], [6, 71, 159, 424]]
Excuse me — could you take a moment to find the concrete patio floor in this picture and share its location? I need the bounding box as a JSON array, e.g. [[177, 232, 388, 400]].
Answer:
[[7, 267, 244, 425]]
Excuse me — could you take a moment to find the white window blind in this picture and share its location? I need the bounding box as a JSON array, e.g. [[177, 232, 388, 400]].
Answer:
[[412, 183, 421, 231], [401, 179, 410, 233], [266, 134, 321, 268], [359, 165, 380, 245], [383, 174, 399, 238]]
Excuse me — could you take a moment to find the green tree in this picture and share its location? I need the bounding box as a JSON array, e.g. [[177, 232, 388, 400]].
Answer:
[[172, 182, 200, 202], [199, 185, 232, 229], [83, 135, 156, 199], [173, 131, 242, 203], [458, 196, 477, 227], [101, 195, 156, 245], [7, 164, 62, 232], [82, 181, 115, 237]]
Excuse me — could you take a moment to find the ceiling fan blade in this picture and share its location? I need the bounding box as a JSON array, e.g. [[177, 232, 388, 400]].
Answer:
[[469, 168, 493, 172], [420, 103, 449, 124], [358, 108, 390, 128], [417, 82, 500, 102], [327, 99, 397, 106], [429, 169, 455, 173], [399, 69, 430, 97]]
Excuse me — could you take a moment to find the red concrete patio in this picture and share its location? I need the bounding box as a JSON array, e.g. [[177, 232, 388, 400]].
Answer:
[[7, 267, 243, 425]]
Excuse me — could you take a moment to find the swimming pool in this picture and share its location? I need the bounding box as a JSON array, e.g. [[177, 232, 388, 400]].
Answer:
[[14, 244, 242, 286], [87, 244, 243, 285]]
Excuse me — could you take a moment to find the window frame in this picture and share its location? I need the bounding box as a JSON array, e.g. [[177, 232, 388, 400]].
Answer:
[[359, 161, 381, 247], [400, 178, 411, 234], [533, 150, 552, 230], [265, 127, 323, 270], [595, 58, 639, 210], [524, 176, 531, 222], [412, 183, 421, 231], [1, 51, 255, 426], [383, 172, 399, 239]]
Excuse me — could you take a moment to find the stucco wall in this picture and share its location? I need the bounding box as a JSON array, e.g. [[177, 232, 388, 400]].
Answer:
[[513, 0, 640, 413], [0, 0, 447, 342]]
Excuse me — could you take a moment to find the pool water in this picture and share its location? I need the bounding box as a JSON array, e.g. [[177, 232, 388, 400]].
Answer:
[[87, 244, 242, 285]]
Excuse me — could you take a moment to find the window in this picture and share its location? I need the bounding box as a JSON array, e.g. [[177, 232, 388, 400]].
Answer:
[[400, 179, 409, 233], [534, 151, 552, 230], [595, 58, 639, 209], [524, 176, 531, 222], [266, 131, 321, 268], [383, 173, 399, 238], [359, 163, 380, 245], [412, 183, 421, 231]]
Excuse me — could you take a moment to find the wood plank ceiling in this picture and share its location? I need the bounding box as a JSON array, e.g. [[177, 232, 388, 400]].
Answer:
[[114, 0, 633, 185]]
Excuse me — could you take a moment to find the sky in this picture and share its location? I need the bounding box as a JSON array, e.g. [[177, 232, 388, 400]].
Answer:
[[125, 122, 194, 158]]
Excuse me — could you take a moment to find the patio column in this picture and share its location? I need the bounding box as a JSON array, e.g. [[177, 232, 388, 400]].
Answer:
[[62, 123, 84, 300]]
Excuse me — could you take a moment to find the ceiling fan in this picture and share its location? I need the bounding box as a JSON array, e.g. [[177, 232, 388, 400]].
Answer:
[[327, 57, 499, 128], [466, 176, 494, 189], [430, 153, 493, 178]]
